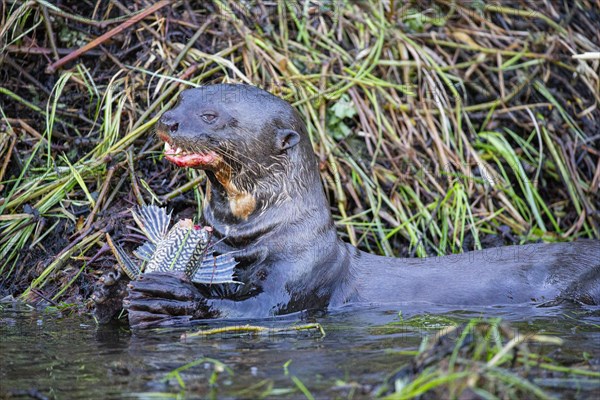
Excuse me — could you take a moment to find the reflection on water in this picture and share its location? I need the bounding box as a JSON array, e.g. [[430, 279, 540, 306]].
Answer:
[[1, 302, 599, 399]]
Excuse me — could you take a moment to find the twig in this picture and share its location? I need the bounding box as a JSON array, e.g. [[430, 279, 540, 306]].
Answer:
[[46, 0, 172, 73], [6, 45, 103, 56], [0, 133, 17, 190], [82, 166, 115, 231], [160, 175, 205, 202], [185, 323, 326, 338], [127, 150, 145, 206], [39, 4, 59, 61]]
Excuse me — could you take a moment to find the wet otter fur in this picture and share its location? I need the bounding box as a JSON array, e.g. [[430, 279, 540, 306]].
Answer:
[[124, 84, 600, 328]]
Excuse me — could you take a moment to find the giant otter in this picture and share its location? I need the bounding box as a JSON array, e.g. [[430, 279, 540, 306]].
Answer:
[[124, 84, 600, 328]]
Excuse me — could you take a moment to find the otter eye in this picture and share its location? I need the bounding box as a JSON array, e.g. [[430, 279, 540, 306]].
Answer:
[[201, 113, 217, 123]]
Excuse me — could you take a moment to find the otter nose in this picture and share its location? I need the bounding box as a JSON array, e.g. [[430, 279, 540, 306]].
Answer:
[[158, 111, 180, 134]]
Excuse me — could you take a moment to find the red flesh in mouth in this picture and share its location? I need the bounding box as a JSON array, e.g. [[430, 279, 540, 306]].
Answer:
[[163, 141, 218, 168]]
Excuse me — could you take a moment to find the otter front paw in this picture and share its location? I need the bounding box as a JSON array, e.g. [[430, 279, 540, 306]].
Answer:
[[91, 268, 128, 324], [124, 272, 212, 329]]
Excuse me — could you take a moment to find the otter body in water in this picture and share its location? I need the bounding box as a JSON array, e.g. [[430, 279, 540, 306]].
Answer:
[[124, 84, 600, 328]]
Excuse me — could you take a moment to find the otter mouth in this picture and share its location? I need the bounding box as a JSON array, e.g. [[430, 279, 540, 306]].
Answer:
[[163, 141, 219, 168]]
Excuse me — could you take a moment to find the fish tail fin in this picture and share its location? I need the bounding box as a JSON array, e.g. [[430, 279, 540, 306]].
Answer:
[[191, 253, 242, 285], [105, 233, 141, 280], [133, 241, 156, 262], [132, 205, 171, 244]]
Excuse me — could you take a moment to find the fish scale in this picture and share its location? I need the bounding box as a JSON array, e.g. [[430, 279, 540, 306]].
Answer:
[[145, 219, 209, 274], [106, 205, 239, 285]]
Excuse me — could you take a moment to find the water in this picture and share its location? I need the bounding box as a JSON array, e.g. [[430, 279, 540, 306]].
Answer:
[[1, 302, 599, 399]]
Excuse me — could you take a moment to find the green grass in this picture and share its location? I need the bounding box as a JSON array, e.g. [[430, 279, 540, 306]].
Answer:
[[376, 319, 599, 399]]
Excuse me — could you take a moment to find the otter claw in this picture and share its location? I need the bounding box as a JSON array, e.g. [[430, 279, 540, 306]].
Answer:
[[124, 271, 212, 328]]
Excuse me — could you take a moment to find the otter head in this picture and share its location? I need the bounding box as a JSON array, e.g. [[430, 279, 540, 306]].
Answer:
[[156, 84, 319, 221]]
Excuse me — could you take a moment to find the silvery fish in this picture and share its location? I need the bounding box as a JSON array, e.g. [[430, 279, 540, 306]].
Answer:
[[106, 205, 238, 284]]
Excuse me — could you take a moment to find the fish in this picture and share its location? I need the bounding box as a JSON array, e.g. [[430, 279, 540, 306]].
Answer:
[[106, 205, 239, 285]]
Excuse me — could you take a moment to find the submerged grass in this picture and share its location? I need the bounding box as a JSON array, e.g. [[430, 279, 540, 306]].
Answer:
[[119, 318, 599, 399], [373, 318, 600, 399]]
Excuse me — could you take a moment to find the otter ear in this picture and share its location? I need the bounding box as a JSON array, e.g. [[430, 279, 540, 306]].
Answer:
[[275, 129, 300, 151]]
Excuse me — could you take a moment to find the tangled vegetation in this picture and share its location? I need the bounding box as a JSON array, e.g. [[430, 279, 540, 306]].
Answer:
[[1, 0, 599, 313]]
